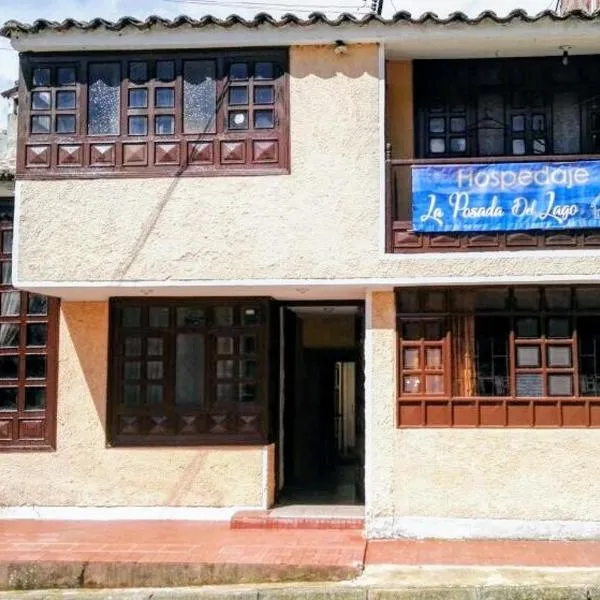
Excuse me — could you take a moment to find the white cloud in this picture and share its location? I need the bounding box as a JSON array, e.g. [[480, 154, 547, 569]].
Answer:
[[0, 0, 554, 127]]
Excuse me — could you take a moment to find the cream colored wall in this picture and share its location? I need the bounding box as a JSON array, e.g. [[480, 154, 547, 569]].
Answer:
[[366, 291, 600, 533], [0, 302, 268, 508]]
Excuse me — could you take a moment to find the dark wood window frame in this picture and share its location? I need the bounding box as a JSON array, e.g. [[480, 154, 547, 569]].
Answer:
[[396, 286, 600, 428], [18, 49, 290, 179], [0, 199, 59, 451], [108, 298, 273, 447]]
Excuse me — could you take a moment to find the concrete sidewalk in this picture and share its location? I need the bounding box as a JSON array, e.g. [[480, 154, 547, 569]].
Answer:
[[5, 520, 600, 593]]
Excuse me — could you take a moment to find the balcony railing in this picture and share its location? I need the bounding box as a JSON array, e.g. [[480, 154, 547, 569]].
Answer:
[[385, 146, 600, 253]]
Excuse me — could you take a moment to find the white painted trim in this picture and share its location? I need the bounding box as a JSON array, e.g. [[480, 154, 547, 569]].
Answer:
[[0, 506, 260, 521], [12, 180, 21, 285], [363, 291, 374, 515], [261, 445, 269, 510], [378, 41, 386, 254], [367, 516, 600, 540]]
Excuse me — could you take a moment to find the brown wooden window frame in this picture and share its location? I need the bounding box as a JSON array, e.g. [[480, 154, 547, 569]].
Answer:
[[0, 199, 59, 451], [396, 286, 600, 428], [18, 49, 289, 178], [108, 298, 272, 447]]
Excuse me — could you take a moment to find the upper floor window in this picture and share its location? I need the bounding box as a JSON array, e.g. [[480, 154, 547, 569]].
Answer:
[[19, 50, 289, 177], [0, 199, 59, 450], [414, 56, 600, 158]]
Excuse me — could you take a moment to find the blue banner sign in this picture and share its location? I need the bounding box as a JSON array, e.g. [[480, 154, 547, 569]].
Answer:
[[412, 161, 600, 233]]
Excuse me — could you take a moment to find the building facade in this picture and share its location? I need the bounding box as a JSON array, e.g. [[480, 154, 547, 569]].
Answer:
[[3, 9, 600, 539]]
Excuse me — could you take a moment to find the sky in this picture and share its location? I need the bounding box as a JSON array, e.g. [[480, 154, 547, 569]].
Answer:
[[0, 0, 555, 128]]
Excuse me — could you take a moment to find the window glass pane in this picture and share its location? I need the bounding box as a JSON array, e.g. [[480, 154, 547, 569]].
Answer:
[[430, 138, 445, 154], [124, 337, 141, 357], [475, 288, 509, 310], [56, 115, 76, 134], [128, 88, 148, 108], [129, 61, 148, 84], [147, 337, 164, 356], [577, 288, 600, 309], [228, 110, 248, 130], [56, 90, 76, 110], [403, 348, 419, 370], [155, 115, 175, 135], [241, 307, 261, 326], [515, 318, 539, 338], [1, 263, 11, 285], [426, 347, 443, 368], [254, 109, 274, 129], [3, 230, 12, 254], [548, 317, 570, 339], [230, 63, 248, 80], [548, 346, 572, 367], [403, 375, 421, 394], [217, 336, 234, 355], [0, 388, 17, 410], [57, 67, 76, 86], [545, 288, 571, 310], [217, 359, 235, 379], [424, 292, 445, 312], [183, 60, 216, 134], [533, 138, 546, 154], [241, 359, 257, 378], [514, 289, 540, 311], [88, 63, 120, 135], [1, 292, 20, 316], [121, 307, 141, 327], [398, 291, 419, 312], [31, 115, 51, 134], [215, 307, 234, 327], [239, 382, 257, 403], [450, 117, 466, 132], [229, 86, 248, 105], [548, 374, 573, 396], [516, 373, 543, 397], [0, 324, 19, 348], [512, 139, 526, 155], [255, 62, 273, 79], [156, 60, 175, 82], [254, 86, 274, 104], [0, 356, 18, 379], [429, 117, 445, 133], [27, 324, 47, 347], [147, 384, 163, 405], [450, 138, 466, 153], [32, 91, 51, 111], [512, 115, 525, 132], [124, 362, 141, 380], [177, 307, 205, 327], [517, 346, 540, 367], [155, 88, 175, 108], [123, 383, 141, 406], [25, 387, 45, 410], [149, 307, 169, 328], [147, 361, 163, 380], [175, 333, 204, 406], [32, 68, 50, 87], [424, 321, 443, 341], [26, 356, 46, 379], [217, 382, 235, 403], [128, 116, 147, 136], [241, 335, 256, 355], [425, 375, 444, 394], [402, 321, 420, 341]]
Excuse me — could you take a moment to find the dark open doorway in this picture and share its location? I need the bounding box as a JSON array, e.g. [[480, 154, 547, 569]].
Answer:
[[279, 304, 364, 505]]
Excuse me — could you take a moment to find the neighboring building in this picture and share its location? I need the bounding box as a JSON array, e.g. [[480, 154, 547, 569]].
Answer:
[[559, 0, 600, 13], [3, 9, 600, 540]]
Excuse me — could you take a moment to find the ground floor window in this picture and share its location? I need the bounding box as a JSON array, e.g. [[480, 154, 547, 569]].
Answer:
[[397, 286, 600, 427], [0, 199, 59, 450], [109, 298, 271, 445]]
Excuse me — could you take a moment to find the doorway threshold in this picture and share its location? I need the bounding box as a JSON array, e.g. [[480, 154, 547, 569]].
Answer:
[[230, 505, 364, 530]]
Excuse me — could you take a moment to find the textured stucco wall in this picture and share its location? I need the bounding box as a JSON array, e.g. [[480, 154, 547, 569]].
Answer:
[[0, 302, 268, 508], [16, 44, 381, 284], [366, 291, 600, 535]]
